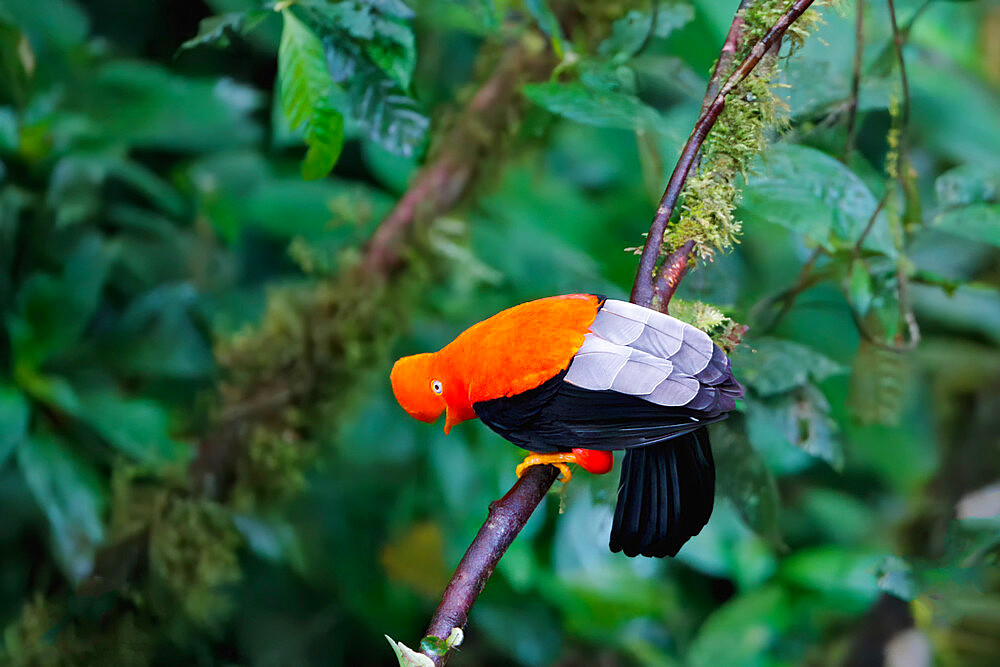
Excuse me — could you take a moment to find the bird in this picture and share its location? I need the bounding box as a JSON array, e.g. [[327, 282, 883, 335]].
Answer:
[[389, 294, 743, 557]]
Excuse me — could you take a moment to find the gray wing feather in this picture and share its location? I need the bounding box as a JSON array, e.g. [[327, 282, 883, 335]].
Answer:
[[565, 299, 741, 413], [566, 334, 700, 406], [563, 335, 630, 390]]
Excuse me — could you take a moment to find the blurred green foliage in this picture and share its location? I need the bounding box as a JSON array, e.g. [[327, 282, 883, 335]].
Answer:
[[1, 0, 999, 665]]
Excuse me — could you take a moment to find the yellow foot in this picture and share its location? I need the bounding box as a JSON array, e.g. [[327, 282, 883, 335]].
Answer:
[[515, 452, 576, 483]]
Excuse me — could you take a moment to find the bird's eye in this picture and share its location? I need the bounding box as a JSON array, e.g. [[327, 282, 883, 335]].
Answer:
[[431, 380, 443, 395]]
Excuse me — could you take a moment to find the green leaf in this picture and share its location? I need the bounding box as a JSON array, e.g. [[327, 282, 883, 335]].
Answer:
[[746, 387, 843, 471], [0, 385, 30, 468], [523, 81, 667, 133], [337, 59, 428, 156], [0, 0, 89, 50], [362, 17, 416, 90], [105, 284, 215, 379], [302, 100, 345, 180], [8, 234, 113, 365], [83, 61, 262, 151], [742, 144, 895, 257], [935, 165, 1000, 208], [278, 8, 331, 130], [179, 10, 269, 51], [303, 0, 417, 89], [687, 586, 791, 667], [79, 392, 189, 465], [17, 434, 106, 581], [910, 60, 1000, 171], [848, 259, 874, 316], [278, 8, 347, 178], [597, 5, 693, 63], [363, 0, 415, 19], [731, 337, 846, 397], [0, 18, 34, 106], [779, 546, 885, 609], [933, 203, 1000, 248], [526, 0, 564, 54], [712, 422, 784, 548]]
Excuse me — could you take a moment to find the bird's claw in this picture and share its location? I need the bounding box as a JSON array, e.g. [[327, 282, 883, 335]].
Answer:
[[515, 452, 576, 483]]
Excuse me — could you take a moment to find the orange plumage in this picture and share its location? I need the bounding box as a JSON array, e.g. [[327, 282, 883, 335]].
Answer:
[[390, 294, 600, 433]]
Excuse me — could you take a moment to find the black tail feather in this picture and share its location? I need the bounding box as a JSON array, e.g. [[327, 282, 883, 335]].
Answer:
[[609, 427, 715, 558]]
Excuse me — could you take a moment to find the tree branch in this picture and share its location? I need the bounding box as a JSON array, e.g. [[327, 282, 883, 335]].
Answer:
[[417, 2, 821, 664], [421, 465, 560, 665], [632, 0, 819, 310]]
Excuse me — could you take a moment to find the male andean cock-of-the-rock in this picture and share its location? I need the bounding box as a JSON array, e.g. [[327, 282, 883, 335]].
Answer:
[[390, 294, 743, 557]]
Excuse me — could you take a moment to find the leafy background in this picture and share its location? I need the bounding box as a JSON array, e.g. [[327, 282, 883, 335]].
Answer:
[[1, 0, 999, 665]]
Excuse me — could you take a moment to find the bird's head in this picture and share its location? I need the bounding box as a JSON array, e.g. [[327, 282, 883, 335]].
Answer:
[[391, 353, 477, 433], [390, 353, 445, 423]]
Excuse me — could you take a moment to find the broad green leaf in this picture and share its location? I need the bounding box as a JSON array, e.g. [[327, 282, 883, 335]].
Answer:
[[933, 203, 1000, 248], [712, 422, 784, 548], [362, 17, 417, 90], [677, 501, 777, 590], [523, 81, 666, 133], [779, 546, 885, 609], [179, 10, 269, 51], [0, 0, 89, 50], [105, 284, 215, 379], [338, 60, 428, 156], [935, 165, 1000, 208], [0, 19, 34, 105], [741, 144, 895, 257], [83, 61, 262, 150], [14, 369, 82, 415], [279, 8, 346, 177], [47, 154, 186, 226], [363, 0, 415, 19], [8, 235, 113, 365], [302, 0, 417, 89], [731, 337, 846, 397], [0, 385, 30, 467], [302, 100, 344, 180], [687, 586, 791, 667], [17, 434, 106, 581], [848, 259, 874, 316], [526, 0, 564, 54], [746, 387, 843, 471], [79, 392, 189, 465], [911, 60, 1000, 171], [279, 9, 331, 130], [598, 5, 693, 63]]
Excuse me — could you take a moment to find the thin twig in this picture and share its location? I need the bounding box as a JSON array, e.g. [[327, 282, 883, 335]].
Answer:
[[842, 0, 864, 162], [853, 190, 891, 258], [752, 245, 826, 334], [632, 0, 819, 309], [418, 3, 821, 664], [886, 0, 911, 130]]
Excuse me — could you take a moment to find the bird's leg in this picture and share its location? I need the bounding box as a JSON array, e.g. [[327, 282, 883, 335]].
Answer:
[[516, 452, 577, 483], [514, 449, 614, 483]]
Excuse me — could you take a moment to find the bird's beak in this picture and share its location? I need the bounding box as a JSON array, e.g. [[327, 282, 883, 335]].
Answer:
[[444, 407, 458, 435]]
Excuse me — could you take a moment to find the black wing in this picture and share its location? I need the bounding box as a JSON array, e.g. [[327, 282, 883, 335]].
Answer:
[[472, 370, 726, 453]]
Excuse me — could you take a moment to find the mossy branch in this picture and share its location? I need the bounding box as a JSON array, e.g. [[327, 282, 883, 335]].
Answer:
[[632, 0, 822, 312]]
